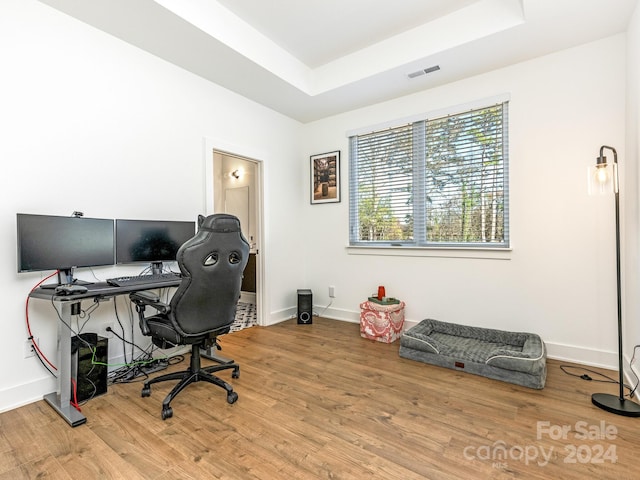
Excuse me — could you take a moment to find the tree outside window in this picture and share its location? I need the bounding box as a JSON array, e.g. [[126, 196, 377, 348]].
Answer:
[[349, 101, 509, 248]]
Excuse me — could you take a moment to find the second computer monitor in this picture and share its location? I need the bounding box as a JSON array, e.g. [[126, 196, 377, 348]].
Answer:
[[115, 219, 196, 273]]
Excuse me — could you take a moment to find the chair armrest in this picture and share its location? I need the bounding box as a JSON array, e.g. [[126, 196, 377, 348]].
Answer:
[[129, 291, 170, 314], [129, 291, 170, 336]]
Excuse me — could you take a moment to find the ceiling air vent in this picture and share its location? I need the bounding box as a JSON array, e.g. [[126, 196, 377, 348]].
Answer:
[[407, 65, 441, 79]]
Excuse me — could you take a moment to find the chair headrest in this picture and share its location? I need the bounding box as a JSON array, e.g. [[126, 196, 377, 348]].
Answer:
[[197, 214, 242, 233]]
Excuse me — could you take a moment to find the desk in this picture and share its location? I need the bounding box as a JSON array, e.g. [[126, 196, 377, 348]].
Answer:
[[29, 277, 181, 427]]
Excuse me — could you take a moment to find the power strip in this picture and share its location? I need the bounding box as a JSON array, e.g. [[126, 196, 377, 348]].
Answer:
[[123, 360, 168, 381]]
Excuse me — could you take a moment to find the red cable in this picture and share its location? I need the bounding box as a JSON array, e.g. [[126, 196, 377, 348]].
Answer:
[[26, 271, 82, 413], [25, 271, 59, 371], [70, 378, 81, 412]]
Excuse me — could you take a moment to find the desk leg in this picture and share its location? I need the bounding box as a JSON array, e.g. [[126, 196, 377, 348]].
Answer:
[[44, 301, 86, 427]]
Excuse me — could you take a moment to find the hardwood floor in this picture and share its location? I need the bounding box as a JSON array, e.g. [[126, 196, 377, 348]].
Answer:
[[2, 317, 640, 479]]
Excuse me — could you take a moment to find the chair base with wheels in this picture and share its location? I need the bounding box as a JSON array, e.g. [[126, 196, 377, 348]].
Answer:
[[141, 343, 240, 420]]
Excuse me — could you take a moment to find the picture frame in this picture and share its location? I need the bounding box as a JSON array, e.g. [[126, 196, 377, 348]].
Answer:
[[310, 150, 340, 204]]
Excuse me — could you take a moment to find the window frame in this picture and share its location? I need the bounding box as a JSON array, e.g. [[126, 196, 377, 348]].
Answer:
[[348, 95, 510, 253]]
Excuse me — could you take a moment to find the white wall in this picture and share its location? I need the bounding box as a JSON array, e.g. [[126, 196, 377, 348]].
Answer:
[[0, 0, 305, 412], [301, 35, 628, 368], [625, 2, 640, 378]]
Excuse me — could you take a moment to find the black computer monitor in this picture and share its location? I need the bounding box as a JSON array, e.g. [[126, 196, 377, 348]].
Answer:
[[17, 213, 115, 286], [115, 219, 196, 274]]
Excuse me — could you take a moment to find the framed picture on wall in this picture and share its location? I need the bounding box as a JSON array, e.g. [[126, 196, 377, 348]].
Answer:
[[310, 150, 340, 204]]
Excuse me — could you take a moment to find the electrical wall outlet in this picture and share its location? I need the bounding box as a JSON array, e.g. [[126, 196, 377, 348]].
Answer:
[[104, 325, 114, 338], [24, 338, 37, 358], [329, 285, 336, 298]]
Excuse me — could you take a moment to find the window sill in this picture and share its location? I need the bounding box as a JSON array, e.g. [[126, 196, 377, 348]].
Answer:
[[346, 245, 512, 260]]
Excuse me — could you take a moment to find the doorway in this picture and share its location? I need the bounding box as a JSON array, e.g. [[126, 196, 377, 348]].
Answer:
[[209, 149, 262, 328]]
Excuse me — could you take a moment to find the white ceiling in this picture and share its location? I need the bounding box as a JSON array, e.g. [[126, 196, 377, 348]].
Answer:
[[215, 0, 479, 68], [39, 0, 638, 123]]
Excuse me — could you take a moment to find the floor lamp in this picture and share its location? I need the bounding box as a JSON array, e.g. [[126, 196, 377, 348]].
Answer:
[[588, 145, 640, 417]]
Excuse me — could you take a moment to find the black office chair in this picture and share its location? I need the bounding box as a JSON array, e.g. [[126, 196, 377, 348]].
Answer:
[[130, 213, 249, 419]]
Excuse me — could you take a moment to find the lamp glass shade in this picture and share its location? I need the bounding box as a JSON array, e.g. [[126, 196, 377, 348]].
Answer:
[[587, 162, 618, 195]]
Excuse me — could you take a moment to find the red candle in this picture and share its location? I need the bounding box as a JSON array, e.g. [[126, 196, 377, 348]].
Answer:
[[377, 285, 386, 300]]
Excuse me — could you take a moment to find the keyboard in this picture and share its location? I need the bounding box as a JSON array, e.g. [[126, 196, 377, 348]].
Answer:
[[106, 272, 181, 287]]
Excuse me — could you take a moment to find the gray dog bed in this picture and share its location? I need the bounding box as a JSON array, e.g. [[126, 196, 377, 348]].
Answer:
[[399, 319, 547, 389]]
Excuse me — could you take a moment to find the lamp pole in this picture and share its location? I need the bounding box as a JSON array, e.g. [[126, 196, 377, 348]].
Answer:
[[591, 145, 640, 416]]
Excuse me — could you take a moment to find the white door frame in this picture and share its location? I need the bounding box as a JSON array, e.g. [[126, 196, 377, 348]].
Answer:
[[203, 137, 266, 326]]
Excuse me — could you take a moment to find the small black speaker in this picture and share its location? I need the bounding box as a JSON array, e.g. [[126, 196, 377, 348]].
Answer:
[[297, 289, 313, 324]]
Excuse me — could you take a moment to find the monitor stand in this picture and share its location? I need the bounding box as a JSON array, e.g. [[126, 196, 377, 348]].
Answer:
[[40, 268, 93, 289], [151, 262, 164, 275]]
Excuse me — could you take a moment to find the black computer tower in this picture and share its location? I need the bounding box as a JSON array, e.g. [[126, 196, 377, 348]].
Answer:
[[297, 289, 313, 324], [71, 333, 108, 402]]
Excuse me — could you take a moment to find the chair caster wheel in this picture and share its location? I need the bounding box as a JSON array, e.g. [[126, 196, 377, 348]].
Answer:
[[161, 406, 173, 420], [232, 369, 240, 379], [227, 391, 238, 404], [141, 386, 151, 397]]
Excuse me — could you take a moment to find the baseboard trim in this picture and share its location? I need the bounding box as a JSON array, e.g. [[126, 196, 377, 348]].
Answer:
[[318, 310, 623, 370], [240, 292, 256, 303], [544, 342, 617, 370], [0, 375, 56, 414]]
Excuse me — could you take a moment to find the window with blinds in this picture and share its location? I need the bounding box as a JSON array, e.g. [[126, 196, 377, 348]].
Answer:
[[349, 101, 509, 248]]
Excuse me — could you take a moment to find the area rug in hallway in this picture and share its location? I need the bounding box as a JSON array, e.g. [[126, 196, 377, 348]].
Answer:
[[231, 301, 257, 331]]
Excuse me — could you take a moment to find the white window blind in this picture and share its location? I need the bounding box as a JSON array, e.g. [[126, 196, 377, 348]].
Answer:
[[349, 101, 509, 248]]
